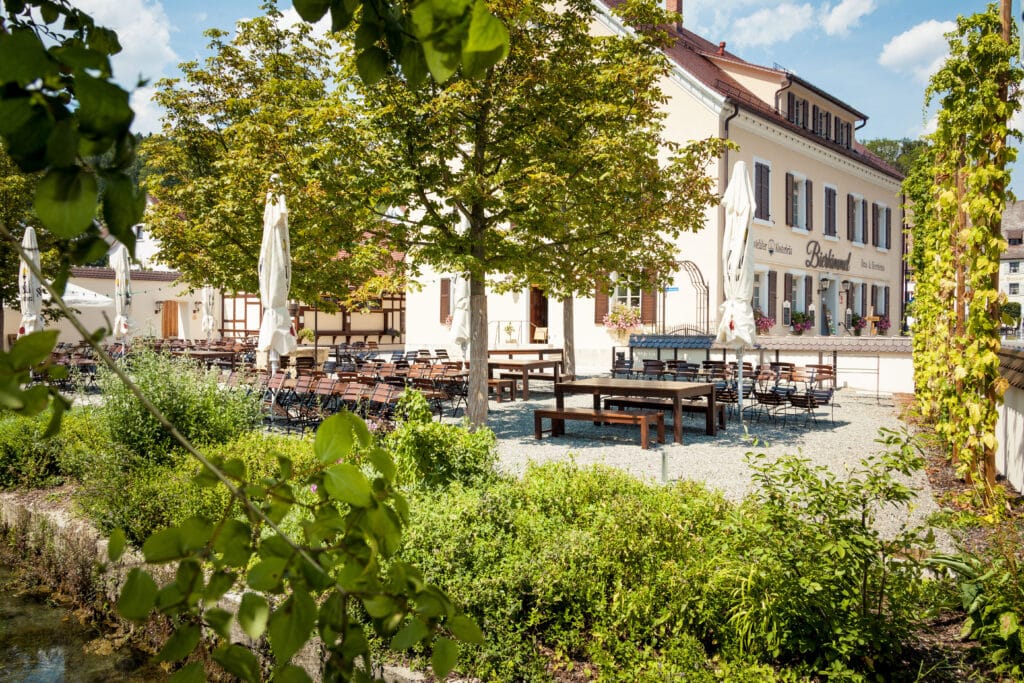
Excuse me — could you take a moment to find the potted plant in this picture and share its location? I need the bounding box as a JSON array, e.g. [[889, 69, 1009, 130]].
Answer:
[[603, 303, 642, 344], [754, 309, 775, 335], [876, 315, 891, 335], [790, 311, 813, 335], [503, 322, 517, 344], [851, 314, 867, 336]]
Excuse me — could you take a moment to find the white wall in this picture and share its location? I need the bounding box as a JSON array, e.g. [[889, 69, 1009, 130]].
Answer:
[[997, 384, 1024, 492]]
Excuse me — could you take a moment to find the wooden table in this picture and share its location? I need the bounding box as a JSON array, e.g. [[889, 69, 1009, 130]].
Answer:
[[170, 349, 237, 368], [488, 347, 564, 361], [487, 358, 562, 400], [554, 377, 716, 444]]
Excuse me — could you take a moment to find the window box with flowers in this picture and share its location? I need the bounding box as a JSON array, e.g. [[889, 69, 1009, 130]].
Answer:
[[754, 309, 775, 336], [876, 315, 891, 335], [790, 311, 813, 335], [851, 313, 867, 336], [603, 303, 642, 344]]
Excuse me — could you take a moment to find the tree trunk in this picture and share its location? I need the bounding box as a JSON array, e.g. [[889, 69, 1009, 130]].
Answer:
[[562, 296, 575, 381], [466, 275, 489, 427]]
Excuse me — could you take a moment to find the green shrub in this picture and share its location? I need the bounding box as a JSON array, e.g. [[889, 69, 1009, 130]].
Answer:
[[75, 431, 318, 544], [53, 406, 113, 481], [97, 349, 259, 463], [0, 412, 63, 489], [385, 404, 499, 489], [397, 462, 732, 680]]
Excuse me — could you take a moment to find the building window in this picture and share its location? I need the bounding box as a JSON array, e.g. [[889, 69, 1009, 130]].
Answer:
[[785, 173, 812, 231], [753, 271, 768, 314], [1011, 237, 1023, 246], [1011, 261, 1020, 274], [1011, 283, 1020, 296], [754, 160, 771, 222], [824, 186, 837, 237], [872, 203, 890, 249], [786, 93, 809, 128], [613, 281, 640, 309], [847, 194, 867, 244]]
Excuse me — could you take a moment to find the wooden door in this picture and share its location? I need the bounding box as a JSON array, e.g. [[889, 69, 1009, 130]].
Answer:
[[161, 300, 179, 338]]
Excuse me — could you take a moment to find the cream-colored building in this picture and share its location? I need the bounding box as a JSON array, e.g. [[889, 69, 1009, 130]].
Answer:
[[405, 0, 907, 371]]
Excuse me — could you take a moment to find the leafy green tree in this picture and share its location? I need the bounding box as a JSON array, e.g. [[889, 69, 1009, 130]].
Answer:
[[862, 137, 929, 176], [355, 0, 726, 423], [141, 3, 401, 308]]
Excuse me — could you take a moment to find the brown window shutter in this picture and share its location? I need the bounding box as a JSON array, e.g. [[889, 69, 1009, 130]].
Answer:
[[812, 105, 819, 133], [825, 112, 832, 139], [802, 100, 809, 128], [787, 92, 795, 122], [785, 173, 794, 226], [640, 289, 656, 325], [871, 203, 879, 246], [885, 208, 893, 249], [784, 273, 793, 305], [804, 277, 813, 317], [860, 200, 868, 242], [768, 270, 777, 320], [884, 286, 890, 317], [847, 194, 855, 241], [440, 278, 451, 324], [806, 179, 814, 231], [860, 283, 867, 317], [755, 163, 770, 221], [594, 286, 609, 325], [871, 284, 878, 314]]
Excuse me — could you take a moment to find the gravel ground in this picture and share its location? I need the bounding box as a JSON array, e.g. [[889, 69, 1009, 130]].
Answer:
[[471, 381, 950, 548]]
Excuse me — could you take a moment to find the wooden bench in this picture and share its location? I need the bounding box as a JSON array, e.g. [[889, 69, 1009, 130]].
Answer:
[[534, 408, 665, 450], [602, 396, 726, 431], [487, 378, 516, 402]]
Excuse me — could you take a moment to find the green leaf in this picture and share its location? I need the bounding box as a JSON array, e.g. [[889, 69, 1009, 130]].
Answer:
[[390, 618, 429, 651], [447, 614, 484, 644], [45, 118, 80, 168], [142, 527, 184, 563], [247, 557, 288, 592], [86, 26, 122, 57], [461, 0, 509, 78], [999, 611, 1019, 640], [365, 446, 396, 482], [213, 644, 260, 683], [0, 30, 58, 85], [431, 637, 459, 679], [323, 464, 373, 507], [34, 168, 98, 238], [9, 331, 59, 370], [268, 589, 317, 663], [293, 0, 332, 22], [75, 70, 133, 137], [156, 623, 201, 663], [203, 570, 237, 605], [117, 568, 157, 621], [275, 665, 313, 683], [107, 528, 126, 563], [214, 519, 253, 568], [238, 592, 270, 640], [315, 412, 354, 463], [362, 594, 398, 618], [102, 172, 143, 249], [169, 662, 205, 683], [179, 517, 213, 552], [205, 607, 233, 640]]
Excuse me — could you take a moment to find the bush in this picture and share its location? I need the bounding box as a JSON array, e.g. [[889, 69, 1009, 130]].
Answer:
[[75, 431, 319, 545], [385, 393, 499, 489], [53, 406, 113, 481], [97, 349, 259, 463], [0, 412, 63, 489]]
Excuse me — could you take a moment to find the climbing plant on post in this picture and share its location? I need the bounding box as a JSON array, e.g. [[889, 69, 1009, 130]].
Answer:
[[907, 3, 1021, 505]]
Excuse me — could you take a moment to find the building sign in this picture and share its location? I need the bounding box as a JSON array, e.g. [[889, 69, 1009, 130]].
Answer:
[[754, 238, 793, 255], [805, 240, 851, 271], [861, 258, 886, 273]]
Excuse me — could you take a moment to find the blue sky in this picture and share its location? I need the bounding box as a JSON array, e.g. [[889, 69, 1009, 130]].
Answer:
[[75, 0, 1020, 192]]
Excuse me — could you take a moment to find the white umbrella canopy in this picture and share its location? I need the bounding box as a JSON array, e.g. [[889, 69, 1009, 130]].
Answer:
[[112, 243, 131, 340], [201, 284, 216, 341], [17, 226, 43, 337], [44, 283, 113, 308], [715, 161, 757, 418], [450, 275, 470, 358], [257, 184, 296, 372]]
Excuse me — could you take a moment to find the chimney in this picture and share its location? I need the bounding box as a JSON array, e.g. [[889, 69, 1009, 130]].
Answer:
[[666, 0, 682, 31], [718, 41, 726, 56]]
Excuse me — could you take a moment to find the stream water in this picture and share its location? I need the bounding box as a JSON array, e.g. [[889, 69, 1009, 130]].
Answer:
[[0, 565, 166, 682]]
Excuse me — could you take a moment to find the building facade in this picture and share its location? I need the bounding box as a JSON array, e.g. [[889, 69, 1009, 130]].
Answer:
[[403, 0, 906, 371]]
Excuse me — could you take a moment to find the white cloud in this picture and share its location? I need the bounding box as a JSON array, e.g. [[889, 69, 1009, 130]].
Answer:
[[129, 85, 163, 135], [731, 3, 816, 48], [820, 0, 876, 37], [878, 19, 955, 83], [73, 0, 177, 87]]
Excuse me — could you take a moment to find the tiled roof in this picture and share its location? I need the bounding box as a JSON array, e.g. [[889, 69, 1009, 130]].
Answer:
[[725, 335, 912, 354], [1002, 202, 1024, 260], [630, 334, 715, 349], [71, 266, 181, 282], [999, 347, 1024, 391], [598, 0, 903, 181]]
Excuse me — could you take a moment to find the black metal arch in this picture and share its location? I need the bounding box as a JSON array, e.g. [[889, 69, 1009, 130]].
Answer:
[[677, 260, 710, 333]]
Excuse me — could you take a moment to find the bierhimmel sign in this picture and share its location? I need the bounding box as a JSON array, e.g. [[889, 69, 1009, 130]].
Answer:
[[804, 240, 852, 271]]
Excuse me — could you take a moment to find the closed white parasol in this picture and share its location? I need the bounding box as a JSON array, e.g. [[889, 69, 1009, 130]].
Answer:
[[257, 182, 296, 373], [450, 275, 470, 359], [112, 243, 131, 340], [201, 284, 216, 342], [18, 226, 43, 337], [715, 161, 757, 420]]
